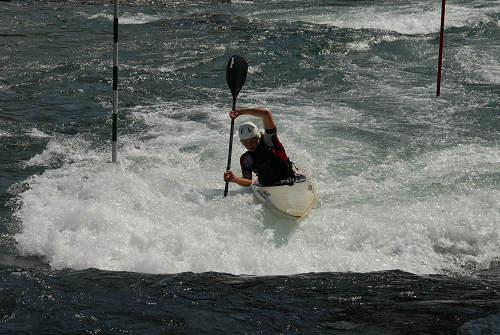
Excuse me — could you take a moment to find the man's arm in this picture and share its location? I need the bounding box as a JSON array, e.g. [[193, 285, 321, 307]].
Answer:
[[224, 170, 252, 187], [231, 108, 275, 131]]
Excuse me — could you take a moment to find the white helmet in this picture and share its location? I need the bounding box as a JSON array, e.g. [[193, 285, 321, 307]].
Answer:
[[238, 121, 261, 141]]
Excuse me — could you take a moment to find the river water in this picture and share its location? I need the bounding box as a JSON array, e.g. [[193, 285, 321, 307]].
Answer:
[[1, 0, 499, 333]]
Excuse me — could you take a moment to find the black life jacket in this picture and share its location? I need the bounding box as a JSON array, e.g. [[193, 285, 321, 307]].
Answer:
[[248, 140, 294, 186]]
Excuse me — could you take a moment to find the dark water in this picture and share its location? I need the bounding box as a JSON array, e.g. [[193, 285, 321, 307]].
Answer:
[[1, 264, 499, 334], [1, 0, 499, 333]]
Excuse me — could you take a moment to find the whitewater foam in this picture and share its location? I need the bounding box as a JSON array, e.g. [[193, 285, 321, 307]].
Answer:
[[13, 98, 500, 276], [88, 12, 163, 25], [257, 3, 499, 35], [456, 46, 500, 84]]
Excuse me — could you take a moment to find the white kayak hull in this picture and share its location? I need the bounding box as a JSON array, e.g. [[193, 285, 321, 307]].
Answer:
[[251, 173, 316, 218]]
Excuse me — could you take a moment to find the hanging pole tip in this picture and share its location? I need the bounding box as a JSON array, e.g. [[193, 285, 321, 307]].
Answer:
[[436, 0, 446, 97], [112, 0, 119, 162]]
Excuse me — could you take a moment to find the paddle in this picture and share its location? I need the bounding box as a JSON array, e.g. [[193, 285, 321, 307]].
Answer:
[[224, 55, 248, 197]]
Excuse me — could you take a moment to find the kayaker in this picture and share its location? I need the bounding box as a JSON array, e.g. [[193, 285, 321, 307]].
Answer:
[[223, 108, 295, 187]]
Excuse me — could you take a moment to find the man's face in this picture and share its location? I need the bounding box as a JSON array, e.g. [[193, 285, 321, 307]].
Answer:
[[241, 136, 259, 152]]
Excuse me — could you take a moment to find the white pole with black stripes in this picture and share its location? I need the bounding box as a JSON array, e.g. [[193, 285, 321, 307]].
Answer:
[[112, 0, 119, 162]]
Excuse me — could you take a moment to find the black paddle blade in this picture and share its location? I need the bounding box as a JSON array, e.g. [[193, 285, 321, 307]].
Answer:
[[226, 55, 248, 99]]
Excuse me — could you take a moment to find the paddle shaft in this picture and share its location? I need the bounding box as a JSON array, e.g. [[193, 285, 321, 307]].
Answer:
[[224, 99, 237, 197], [224, 55, 247, 196]]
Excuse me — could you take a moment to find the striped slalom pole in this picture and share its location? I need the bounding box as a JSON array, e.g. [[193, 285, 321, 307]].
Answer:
[[436, 0, 446, 96], [112, 0, 119, 162]]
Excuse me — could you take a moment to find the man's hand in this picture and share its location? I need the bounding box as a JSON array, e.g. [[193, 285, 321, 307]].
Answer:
[[229, 110, 242, 119], [224, 170, 236, 182]]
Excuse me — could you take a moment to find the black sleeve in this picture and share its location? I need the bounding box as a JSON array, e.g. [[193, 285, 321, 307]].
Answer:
[[240, 153, 253, 180], [242, 169, 252, 180], [265, 127, 277, 134]]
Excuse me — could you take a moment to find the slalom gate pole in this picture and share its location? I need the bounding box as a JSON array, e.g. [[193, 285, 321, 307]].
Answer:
[[436, 0, 446, 97], [112, 0, 119, 162]]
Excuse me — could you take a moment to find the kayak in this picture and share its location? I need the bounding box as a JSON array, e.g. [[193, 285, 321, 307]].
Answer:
[[251, 171, 316, 218]]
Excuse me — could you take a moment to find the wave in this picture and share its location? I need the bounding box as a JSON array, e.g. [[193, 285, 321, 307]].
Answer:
[[252, 2, 499, 35], [13, 99, 500, 276], [88, 12, 163, 25]]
